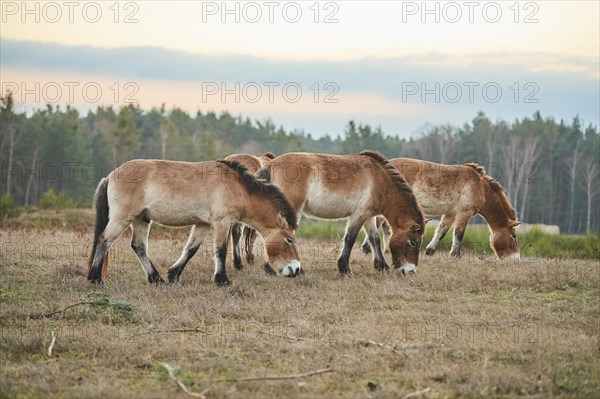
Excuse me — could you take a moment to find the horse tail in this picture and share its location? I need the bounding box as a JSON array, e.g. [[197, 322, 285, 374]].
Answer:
[[260, 152, 276, 161], [256, 163, 272, 182], [87, 178, 110, 279]]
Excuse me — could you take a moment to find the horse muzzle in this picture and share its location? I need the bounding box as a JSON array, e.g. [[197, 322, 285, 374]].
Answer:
[[398, 263, 416, 275], [282, 260, 302, 277]]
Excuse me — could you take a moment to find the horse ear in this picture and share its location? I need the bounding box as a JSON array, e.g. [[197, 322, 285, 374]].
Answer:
[[411, 223, 421, 231], [510, 221, 521, 228], [424, 218, 432, 225]]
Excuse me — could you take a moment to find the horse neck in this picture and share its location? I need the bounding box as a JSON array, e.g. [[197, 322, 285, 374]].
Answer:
[[480, 185, 512, 231], [242, 194, 279, 235], [382, 183, 421, 230]]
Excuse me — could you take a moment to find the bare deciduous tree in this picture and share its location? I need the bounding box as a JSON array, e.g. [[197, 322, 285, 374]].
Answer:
[[499, 134, 543, 222], [579, 158, 599, 232], [566, 141, 581, 233], [518, 135, 543, 221]]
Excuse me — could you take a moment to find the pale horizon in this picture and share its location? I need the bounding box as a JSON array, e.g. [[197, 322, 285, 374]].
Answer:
[[1, 0, 599, 136]]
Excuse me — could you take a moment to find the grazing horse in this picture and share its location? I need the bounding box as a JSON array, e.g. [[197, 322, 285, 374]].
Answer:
[[257, 151, 426, 275], [86, 159, 301, 286], [361, 158, 520, 259], [224, 152, 276, 269]]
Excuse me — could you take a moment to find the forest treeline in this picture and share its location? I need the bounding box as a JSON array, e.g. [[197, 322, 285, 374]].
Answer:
[[1, 93, 598, 233]]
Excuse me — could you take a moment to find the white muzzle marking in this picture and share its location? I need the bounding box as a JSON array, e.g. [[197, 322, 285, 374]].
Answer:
[[508, 252, 521, 261], [398, 263, 416, 275], [282, 260, 301, 277]]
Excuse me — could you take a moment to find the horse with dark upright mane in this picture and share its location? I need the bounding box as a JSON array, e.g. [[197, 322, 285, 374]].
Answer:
[[87, 158, 301, 286], [224, 152, 276, 269], [361, 158, 520, 259], [257, 151, 426, 275]]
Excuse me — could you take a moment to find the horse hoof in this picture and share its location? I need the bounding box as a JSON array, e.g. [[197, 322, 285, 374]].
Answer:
[[425, 247, 435, 256], [246, 255, 255, 264], [167, 274, 179, 284], [148, 275, 166, 285], [214, 274, 231, 286], [374, 260, 389, 272], [89, 279, 106, 288], [234, 260, 244, 271]]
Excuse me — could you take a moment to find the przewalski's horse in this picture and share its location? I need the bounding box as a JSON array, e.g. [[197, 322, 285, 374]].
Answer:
[[257, 151, 426, 275], [86, 159, 301, 286], [361, 158, 520, 259], [224, 152, 276, 269]]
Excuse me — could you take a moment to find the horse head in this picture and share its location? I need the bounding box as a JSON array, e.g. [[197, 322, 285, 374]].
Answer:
[[389, 219, 428, 274], [262, 212, 302, 277], [490, 220, 521, 260]]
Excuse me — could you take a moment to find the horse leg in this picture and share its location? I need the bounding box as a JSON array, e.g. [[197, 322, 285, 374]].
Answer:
[[360, 236, 371, 254], [381, 218, 392, 254], [245, 227, 258, 264], [338, 216, 369, 275], [231, 223, 243, 270], [425, 214, 455, 255], [363, 217, 390, 271], [88, 219, 130, 284], [360, 216, 384, 255], [449, 215, 471, 258], [212, 222, 231, 286], [167, 223, 210, 284], [130, 219, 164, 284]]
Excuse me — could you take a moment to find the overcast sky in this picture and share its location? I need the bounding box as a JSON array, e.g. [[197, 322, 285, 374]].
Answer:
[[1, 1, 598, 138]]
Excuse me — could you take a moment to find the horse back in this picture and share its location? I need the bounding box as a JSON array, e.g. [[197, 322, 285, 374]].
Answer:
[[224, 154, 263, 173], [390, 158, 486, 215], [265, 153, 386, 217], [106, 159, 247, 226]]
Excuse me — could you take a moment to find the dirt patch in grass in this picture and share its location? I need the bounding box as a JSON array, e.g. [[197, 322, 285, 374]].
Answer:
[[1, 229, 599, 398]]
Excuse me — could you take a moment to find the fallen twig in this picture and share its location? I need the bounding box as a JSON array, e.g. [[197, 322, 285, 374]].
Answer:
[[359, 339, 398, 351], [211, 367, 334, 382], [42, 301, 95, 318], [255, 330, 305, 342], [133, 327, 211, 338], [47, 329, 57, 357], [160, 363, 209, 398], [35, 293, 135, 319], [133, 327, 305, 342], [402, 386, 432, 399], [359, 339, 438, 351]]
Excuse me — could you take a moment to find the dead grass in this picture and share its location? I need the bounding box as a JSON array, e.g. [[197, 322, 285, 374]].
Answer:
[[1, 228, 599, 398]]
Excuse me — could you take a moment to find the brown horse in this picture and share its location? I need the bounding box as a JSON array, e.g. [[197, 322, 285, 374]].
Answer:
[[257, 151, 426, 275], [361, 158, 520, 259], [86, 159, 301, 286], [224, 152, 276, 269]]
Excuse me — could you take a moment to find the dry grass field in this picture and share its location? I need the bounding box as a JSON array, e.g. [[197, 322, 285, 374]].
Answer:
[[1, 227, 599, 398]]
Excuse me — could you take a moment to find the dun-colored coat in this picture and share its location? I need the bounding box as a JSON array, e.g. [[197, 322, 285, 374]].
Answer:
[[362, 158, 520, 259], [258, 151, 426, 274], [224, 152, 276, 269], [86, 159, 301, 286]]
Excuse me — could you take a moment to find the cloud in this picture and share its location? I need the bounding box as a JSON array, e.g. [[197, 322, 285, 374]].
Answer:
[[1, 39, 598, 136]]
